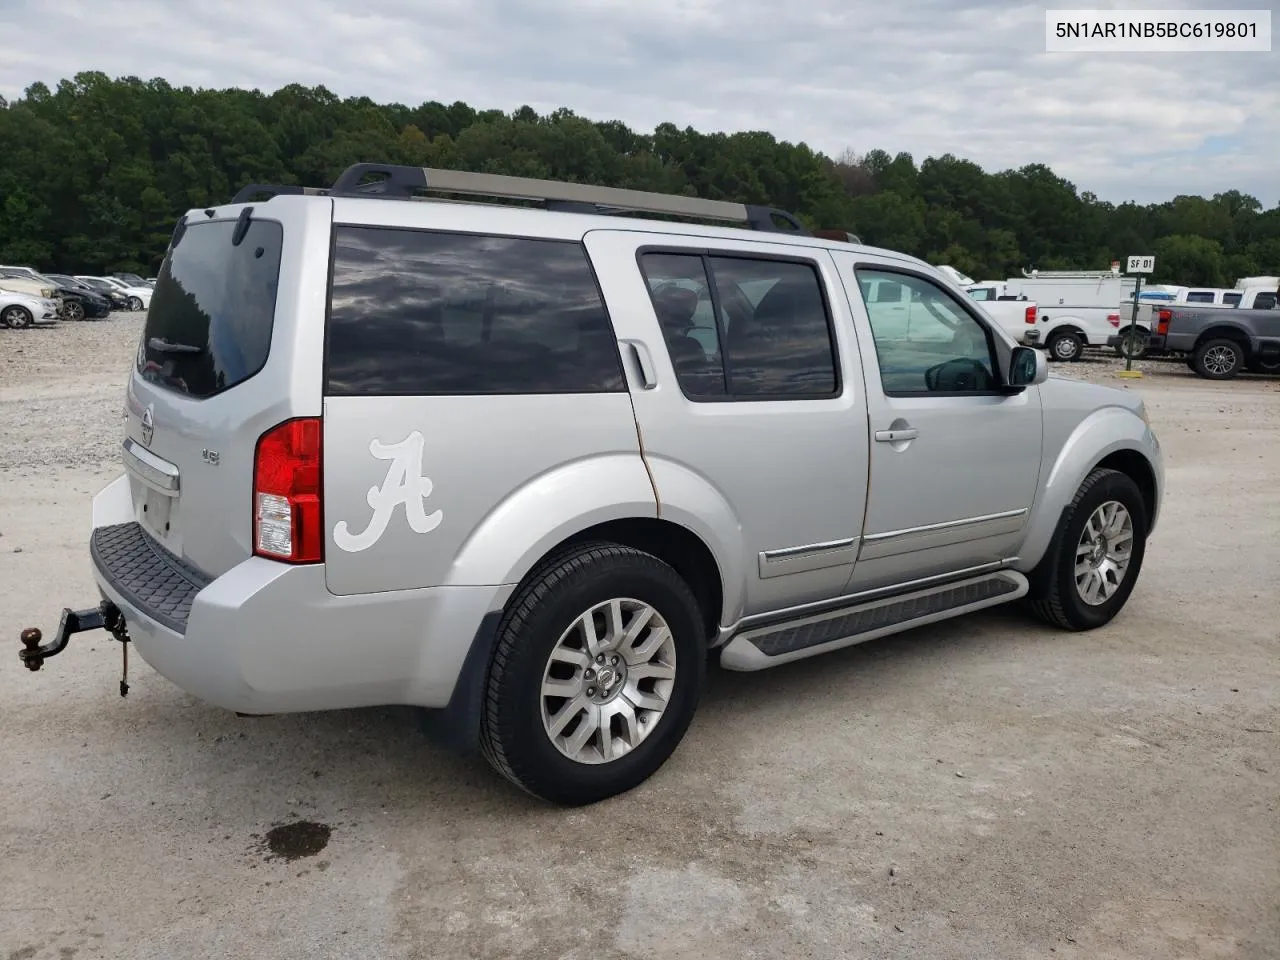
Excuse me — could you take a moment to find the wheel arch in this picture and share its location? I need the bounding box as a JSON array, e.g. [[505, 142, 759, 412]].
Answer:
[[1015, 407, 1162, 573], [1195, 326, 1254, 355]]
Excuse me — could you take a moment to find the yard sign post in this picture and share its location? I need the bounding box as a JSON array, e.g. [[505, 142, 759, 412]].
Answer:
[[1120, 255, 1155, 378]]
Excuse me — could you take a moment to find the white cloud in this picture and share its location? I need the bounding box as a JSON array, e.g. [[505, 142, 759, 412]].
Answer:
[[2, 0, 1277, 206]]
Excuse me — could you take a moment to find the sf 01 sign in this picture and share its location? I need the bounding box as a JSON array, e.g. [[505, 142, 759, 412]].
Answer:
[[1126, 255, 1156, 274]]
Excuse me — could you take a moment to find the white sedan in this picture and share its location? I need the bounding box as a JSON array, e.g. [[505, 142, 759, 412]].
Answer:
[[1, 288, 60, 328]]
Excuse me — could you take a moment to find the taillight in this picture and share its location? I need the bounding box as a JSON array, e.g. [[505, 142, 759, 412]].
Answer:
[[1107, 313, 1120, 327], [1024, 305, 1037, 325], [1156, 309, 1171, 336], [253, 417, 323, 563]]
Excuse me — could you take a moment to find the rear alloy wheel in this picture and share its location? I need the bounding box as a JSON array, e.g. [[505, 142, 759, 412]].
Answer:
[[1028, 467, 1148, 631], [1191, 338, 1244, 380], [481, 542, 705, 805], [127, 296, 144, 312], [61, 299, 85, 322], [1047, 330, 1083, 362], [2, 305, 34, 329]]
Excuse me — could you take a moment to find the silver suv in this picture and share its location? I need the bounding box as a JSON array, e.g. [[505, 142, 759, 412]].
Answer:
[[21, 164, 1163, 805]]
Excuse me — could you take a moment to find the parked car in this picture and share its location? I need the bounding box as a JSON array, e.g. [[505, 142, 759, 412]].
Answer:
[[68, 276, 132, 311], [20, 163, 1163, 806], [26, 273, 112, 321], [111, 272, 154, 289], [0, 287, 60, 328], [1146, 294, 1280, 378], [0, 269, 58, 301], [46, 273, 129, 314], [91, 276, 152, 311]]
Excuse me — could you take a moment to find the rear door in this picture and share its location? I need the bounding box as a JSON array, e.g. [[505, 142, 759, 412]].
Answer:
[[122, 196, 332, 577], [584, 230, 869, 619]]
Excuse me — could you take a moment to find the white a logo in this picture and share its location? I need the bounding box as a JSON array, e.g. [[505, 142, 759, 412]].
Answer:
[[333, 431, 443, 553]]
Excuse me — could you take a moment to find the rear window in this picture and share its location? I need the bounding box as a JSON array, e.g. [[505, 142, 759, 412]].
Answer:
[[325, 226, 625, 396], [1185, 291, 1215, 303], [137, 218, 283, 399]]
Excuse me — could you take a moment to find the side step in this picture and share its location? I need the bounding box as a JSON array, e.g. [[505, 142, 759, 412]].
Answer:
[[718, 570, 1028, 671]]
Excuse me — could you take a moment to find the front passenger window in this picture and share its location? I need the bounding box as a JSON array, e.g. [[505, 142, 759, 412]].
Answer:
[[855, 269, 998, 395]]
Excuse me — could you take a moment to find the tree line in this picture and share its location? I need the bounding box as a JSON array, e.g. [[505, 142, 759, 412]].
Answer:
[[1, 72, 1276, 286]]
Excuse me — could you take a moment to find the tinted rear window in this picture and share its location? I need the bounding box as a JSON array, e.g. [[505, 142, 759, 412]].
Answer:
[[137, 218, 283, 399], [325, 226, 625, 396]]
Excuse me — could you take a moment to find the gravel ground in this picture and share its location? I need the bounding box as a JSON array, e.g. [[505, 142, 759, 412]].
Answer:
[[1, 320, 1278, 960]]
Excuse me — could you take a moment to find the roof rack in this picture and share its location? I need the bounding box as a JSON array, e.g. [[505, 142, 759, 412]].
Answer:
[[229, 163, 812, 235]]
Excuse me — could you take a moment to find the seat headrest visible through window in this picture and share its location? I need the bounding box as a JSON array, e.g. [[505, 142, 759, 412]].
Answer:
[[651, 286, 699, 331]]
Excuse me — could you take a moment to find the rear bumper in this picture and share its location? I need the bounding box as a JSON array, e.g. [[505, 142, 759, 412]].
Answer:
[[88, 475, 500, 715]]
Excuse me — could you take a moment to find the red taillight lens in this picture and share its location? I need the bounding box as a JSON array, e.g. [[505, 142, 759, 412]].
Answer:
[[1024, 305, 1037, 325], [1156, 309, 1171, 335], [253, 417, 323, 563], [1107, 313, 1120, 327]]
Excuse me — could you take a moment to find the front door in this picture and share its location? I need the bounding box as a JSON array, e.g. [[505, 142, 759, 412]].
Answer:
[[832, 255, 1044, 591]]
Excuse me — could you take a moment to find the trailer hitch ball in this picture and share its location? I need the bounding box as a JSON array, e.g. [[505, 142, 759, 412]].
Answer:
[[20, 628, 45, 670]]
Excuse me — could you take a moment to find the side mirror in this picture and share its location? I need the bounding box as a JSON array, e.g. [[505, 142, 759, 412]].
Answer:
[[1009, 346, 1048, 387]]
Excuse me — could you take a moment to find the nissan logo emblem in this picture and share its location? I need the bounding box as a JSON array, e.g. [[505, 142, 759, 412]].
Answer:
[[141, 406, 154, 446]]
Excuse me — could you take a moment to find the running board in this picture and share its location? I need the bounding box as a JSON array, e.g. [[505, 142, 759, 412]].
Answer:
[[718, 570, 1028, 671]]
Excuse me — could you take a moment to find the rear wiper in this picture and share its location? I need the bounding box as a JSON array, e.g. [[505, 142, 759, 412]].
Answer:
[[147, 337, 204, 354]]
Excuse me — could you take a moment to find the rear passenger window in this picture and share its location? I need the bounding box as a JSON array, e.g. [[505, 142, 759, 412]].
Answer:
[[1185, 291, 1215, 303], [639, 252, 838, 399], [326, 226, 625, 395]]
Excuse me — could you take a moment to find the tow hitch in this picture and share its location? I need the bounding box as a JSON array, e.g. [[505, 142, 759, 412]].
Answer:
[[19, 601, 134, 697]]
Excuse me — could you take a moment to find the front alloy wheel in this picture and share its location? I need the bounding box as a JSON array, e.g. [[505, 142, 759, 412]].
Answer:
[[1073, 501, 1134, 606], [62, 300, 85, 321], [1028, 467, 1148, 631]]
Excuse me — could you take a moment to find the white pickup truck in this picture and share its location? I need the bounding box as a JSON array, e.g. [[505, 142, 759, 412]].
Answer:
[[862, 273, 1038, 345], [965, 280, 1105, 361]]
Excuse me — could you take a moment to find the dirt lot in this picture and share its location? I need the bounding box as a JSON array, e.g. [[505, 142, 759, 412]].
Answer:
[[2, 317, 1278, 960]]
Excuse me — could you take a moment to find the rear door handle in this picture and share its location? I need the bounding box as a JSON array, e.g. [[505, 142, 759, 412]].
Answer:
[[874, 428, 919, 442]]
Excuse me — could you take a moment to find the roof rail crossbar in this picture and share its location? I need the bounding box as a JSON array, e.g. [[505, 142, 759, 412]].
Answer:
[[320, 163, 810, 234], [230, 184, 327, 204]]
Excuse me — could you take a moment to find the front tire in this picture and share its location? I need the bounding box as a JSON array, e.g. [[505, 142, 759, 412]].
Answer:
[[480, 542, 706, 806], [61, 299, 85, 322], [2, 305, 33, 329], [1028, 467, 1148, 631], [127, 296, 144, 312], [1047, 330, 1083, 362], [1113, 325, 1149, 360], [1192, 338, 1244, 380]]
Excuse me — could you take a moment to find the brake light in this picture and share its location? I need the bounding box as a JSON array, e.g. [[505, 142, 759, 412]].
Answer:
[[1107, 313, 1120, 327], [1025, 305, 1037, 325], [1156, 309, 1172, 336], [253, 417, 323, 563]]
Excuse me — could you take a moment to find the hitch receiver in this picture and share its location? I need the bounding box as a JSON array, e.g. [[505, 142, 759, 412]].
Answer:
[[20, 601, 130, 672]]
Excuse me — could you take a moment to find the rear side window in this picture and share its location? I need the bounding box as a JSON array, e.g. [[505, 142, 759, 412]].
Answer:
[[1254, 292, 1277, 310], [1224, 292, 1242, 306], [137, 218, 283, 399], [326, 227, 625, 396], [1185, 291, 1215, 303], [638, 252, 838, 400]]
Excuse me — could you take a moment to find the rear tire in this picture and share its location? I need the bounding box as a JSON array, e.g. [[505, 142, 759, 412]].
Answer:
[[1047, 330, 1083, 362], [1028, 468, 1148, 631], [1191, 338, 1244, 380], [1, 305, 33, 329], [480, 542, 705, 806]]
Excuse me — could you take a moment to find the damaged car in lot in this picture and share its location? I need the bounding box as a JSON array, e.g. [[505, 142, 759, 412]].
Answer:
[[20, 164, 1164, 806]]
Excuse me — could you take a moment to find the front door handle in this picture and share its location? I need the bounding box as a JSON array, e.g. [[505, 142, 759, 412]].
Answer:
[[874, 427, 919, 442]]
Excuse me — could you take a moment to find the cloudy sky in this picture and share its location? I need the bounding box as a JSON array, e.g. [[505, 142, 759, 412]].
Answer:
[[3, 0, 1277, 206]]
